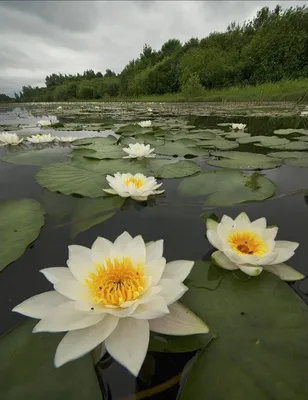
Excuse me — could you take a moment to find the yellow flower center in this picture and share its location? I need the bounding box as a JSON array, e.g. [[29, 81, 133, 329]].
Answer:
[[85, 257, 145, 306], [227, 231, 268, 256], [123, 176, 144, 189]]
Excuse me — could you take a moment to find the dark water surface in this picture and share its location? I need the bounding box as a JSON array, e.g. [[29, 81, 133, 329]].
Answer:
[[1, 107, 308, 399]]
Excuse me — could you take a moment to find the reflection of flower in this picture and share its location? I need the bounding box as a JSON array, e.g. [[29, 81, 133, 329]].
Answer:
[[56, 136, 78, 143], [206, 212, 304, 280], [123, 143, 156, 159], [232, 123, 246, 130], [138, 121, 152, 128], [103, 173, 164, 201], [0, 132, 23, 145], [27, 134, 55, 143], [13, 232, 208, 375]]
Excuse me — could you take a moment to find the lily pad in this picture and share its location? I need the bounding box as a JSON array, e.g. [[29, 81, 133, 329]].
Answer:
[[236, 135, 270, 144], [155, 142, 208, 157], [73, 137, 117, 146], [224, 132, 251, 139], [0, 319, 101, 400], [264, 142, 308, 151], [69, 144, 124, 160], [180, 262, 308, 400], [207, 151, 282, 170], [1, 148, 71, 166], [0, 199, 45, 271], [165, 132, 216, 141], [120, 135, 164, 147], [196, 140, 239, 150], [273, 128, 308, 135], [178, 170, 275, 207], [254, 137, 291, 148], [268, 151, 308, 167], [149, 159, 201, 178]]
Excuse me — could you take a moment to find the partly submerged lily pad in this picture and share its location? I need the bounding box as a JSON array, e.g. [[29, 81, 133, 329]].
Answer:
[[207, 151, 282, 170], [0, 199, 45, 271], [180, 261, 308, 400], [178, 170, 275, 207], [0, 319, 101, 400]]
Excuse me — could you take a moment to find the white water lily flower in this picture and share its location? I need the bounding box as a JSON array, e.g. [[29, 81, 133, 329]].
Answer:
[[138, 120, 152, 128], [0, 132, 23, 145], [123, 143, 156, 159], [37, 120, 52, 127], [147, 108, 153, 112], [207, 212, 304, 281], [57, 106, 62, 110], [103, 173, 164, 201], [56, 136, 78, 143], [95, 106, 100, 110], [27, 134, 55, 143], [12, 232, 208, 376], [232, 123, 246, 130]]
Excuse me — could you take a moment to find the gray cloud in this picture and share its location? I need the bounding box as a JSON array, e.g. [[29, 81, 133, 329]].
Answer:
[[0, 0, 306, 95]]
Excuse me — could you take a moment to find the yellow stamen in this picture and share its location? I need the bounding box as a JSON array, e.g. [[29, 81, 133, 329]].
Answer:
[[123, 176, 144, 189], [84, 256, 145, 306], [227, 231, 268, 256]]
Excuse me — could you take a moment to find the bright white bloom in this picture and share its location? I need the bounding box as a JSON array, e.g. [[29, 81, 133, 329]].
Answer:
[[12, 232, 208, 376], [56, 136, 78, 143], [57, 106, 62, 110], [95, 106, 100, 110], [207, 212, 304, 281], [123, 143, 156, 159], [103, 173, 164, 201], [37, 120, 52, 127], [232, 123, 246, 130], [147, 108, 153, 112], [27, 134, 55, 143], [300, 111, 308, 117], [138, 120, 152, 128], [0, 132, 23, 145]]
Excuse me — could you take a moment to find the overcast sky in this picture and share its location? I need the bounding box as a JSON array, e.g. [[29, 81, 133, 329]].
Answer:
[[0, 0, 306, 95]]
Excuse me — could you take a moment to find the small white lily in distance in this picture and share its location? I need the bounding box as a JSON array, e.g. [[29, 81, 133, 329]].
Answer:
[[27, 134, 55, 143], [13, 232, 208, 376], [0, 132, 23, 145], [232, 123, 246, 131], [206, 212, 304, 281], [57, 106, 62, 110], [56, 136, 78, 143], [138, 120, 152, 128], [37, 120, 52, 127], [123, 143, 156, 159], [103, 173, 164, 201]]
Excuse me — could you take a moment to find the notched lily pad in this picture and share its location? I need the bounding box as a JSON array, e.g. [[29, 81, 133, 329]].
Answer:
[[207, 151, 282, 170]]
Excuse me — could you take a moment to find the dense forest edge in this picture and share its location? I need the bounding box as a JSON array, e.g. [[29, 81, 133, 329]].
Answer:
[[1, 5, 308, 103]]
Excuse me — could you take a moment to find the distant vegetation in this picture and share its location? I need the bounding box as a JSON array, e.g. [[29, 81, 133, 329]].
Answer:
[[2, 5, 308, 103]]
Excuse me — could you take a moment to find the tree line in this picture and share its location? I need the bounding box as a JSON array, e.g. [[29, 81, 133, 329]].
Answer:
[[2, 5, 308, 102]]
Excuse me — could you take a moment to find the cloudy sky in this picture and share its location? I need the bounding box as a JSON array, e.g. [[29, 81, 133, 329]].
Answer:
[[0, 0, 306, 95]]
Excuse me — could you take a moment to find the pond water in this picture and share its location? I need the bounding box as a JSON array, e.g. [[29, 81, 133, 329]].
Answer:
[[1, 104, 308, 399]]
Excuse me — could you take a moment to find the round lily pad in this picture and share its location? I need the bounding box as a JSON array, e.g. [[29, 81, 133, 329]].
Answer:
[[207, 151, 282, 170]]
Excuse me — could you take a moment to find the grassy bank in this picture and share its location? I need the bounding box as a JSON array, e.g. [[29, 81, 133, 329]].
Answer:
[[117, 79, 308, 103]]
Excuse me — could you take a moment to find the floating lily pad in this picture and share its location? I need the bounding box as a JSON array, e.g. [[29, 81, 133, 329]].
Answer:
[[224, 131, 251, 139], [116, 124, 152, 136], [196, 140, 239, 150], [178, 170, 275, 207], [155, 142, 208, 157], [254, 137, 291, 148], [273, 128, 308, 135], [265, 142, 308, 151], [1, 148, 71, 166], [207, 151, 282, 170], [69, 144, 124, 160], [236, 135, 270, 144], [0, 199, 45, 271], [120, 135, 164, 147], [165, 132, 216, 141], [180, 262, 308, 400], [73, 136, 117, 146], [149, 159, 200, 178], [0, 319, 101, 400], [268, 151, 308, 167]]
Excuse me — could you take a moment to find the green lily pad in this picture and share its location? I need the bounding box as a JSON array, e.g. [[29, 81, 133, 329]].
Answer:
[[196, 140, 239, 150], [71, 197, 124, 238], [69, 144, 124, 160], [254, 137, 291, 148], [165, 132, 216, 141], [36, 159, 151, 198], [180, 262, 308, 400], [178, 170, 275, 207], [149, 159, 200, 178], [1, 148, 71, 166], [0, 319, 101, 400], [120, 135, 164, 147], [0, 199, 45, 271], [73, 137, 117, 146], [264, 142, 308, 151], [273, 128, 308, 135], [116, 124, 152, 136], [224, 132, 251, 139], [207, 151, 282, 170], [155, 142, 208, 157], [236, 135, 270, 144], [268, 151, 308, 167]]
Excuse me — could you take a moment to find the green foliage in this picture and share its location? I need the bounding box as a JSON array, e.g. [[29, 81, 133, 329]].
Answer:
[[181, 73, 204, 99]]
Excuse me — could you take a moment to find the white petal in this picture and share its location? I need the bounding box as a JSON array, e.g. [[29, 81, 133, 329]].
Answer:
[[105, 318, 149, 376], [270, 241, 299, 264], [126, 235, 146, 264], [133, 296, 169, 319], [206, 218, 218, 232], [263, 227, 278, 241], [67, 245, 95, 283], [40, 267, 74, 284], [132, 196, 148, 201], [91, 237, 114, 263], [162, 260, 194, 282], [145, 240, 163, 264], [211, 250, 238, 270], [234, 212, 251, 227], [137, 285, 163, 304], [114, 231, 133, 253], [159, 278, 188, 305], [251, 217, 267, 230], [54, 280, 83, 300], [207, 230, 222, 250], [33, 301, 104, 332], [263, 263, 305, 281], [54, 315, 119, 367], [145, 257, 166, 286], [12, 291, 68, 319], [149, 302, 209, 335], [238, 265, 263, 276]]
